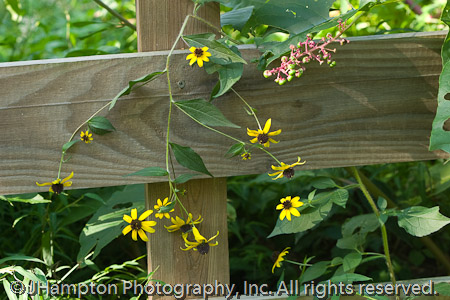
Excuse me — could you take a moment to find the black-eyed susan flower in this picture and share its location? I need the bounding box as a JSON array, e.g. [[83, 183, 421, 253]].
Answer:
[[165, 213, 203, 235], [276, 196, 303, 221], [36, 172, 74, 194], [80, 130, 93, 143], [247, 119, 281, 147], [241, 151, 251, 160], [269, 156, 306, 180], [122, 208, 156, 242], [186, 46, 211, 67], [272, 247, 290, 273], [154, 197, 175, 219], [181, 227, 219, 255]]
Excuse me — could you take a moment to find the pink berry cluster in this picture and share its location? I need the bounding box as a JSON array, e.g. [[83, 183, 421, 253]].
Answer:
[[263, 21, 349, 85]]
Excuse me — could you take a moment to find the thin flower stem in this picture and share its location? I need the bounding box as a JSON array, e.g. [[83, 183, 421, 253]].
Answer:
[[284, 259, 312, 267], [349, 166, 399, 300], [231, 88, 262, 130], [93, 0, 136, 31], [257, 146, 282, 165]]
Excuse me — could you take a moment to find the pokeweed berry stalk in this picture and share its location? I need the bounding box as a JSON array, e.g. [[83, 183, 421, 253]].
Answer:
[[264, 20, 350, 85]]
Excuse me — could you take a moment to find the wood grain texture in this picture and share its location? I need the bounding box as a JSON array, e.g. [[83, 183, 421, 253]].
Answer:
[[136, 0, 220, 51], [145, 178, 229, 297], [136, 0, 229, 292], [0, 31, 447, 195]]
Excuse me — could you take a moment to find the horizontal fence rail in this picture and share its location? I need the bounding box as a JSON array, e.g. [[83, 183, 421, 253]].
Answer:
[[0, 31, 447, 195]]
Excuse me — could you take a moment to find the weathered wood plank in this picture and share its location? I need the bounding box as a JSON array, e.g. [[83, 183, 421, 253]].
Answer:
[[0, 31, 447, 195]]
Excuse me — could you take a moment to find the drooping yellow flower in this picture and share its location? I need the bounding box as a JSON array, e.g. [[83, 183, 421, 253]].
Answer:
[[122, 208, 156, 242], [36, 172, 74, 194], [272, 247, 290, 273], [276, 196, 304, 221], [154, 197, 174, 219], [181, 227, 219, 255], [80, 130, 93, 143], [165, 213, 203, 234], [247, 119, 281, 147], [186, 46, 211, 67], [269, 157, 306, 180], [241, 151, 251, 160]]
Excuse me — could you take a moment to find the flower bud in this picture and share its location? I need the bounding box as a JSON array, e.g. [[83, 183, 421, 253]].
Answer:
[[306, 33, 312, 40], [281, 56, 288, 63], [288, 64, 295, 70], [295, 69, 303, 78], [287, 75, 293, 82], [288, 69, 296, 76], [278, 78, 287, 85], [263, 70, 272, 78], [302, 56, 310, 64], [329, 61, 336, 68], [326, 33, 333, 39]]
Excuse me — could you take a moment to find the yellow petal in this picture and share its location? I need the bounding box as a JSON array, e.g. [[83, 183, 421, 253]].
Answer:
[[207, 231, 220, 243], [122, 225, 132, 236], [61, 172, 74, 183], [192, 227, 206, 243], [138, 229, 148, 242], [286, 211, 292, 221], [131, 208, 137, 220], [186, 53, 195, 60], [157, 199, 163, 207], [268, 171, 282, 177], [123, 214, 132, 223], [189, 57, 197, 65], [247, 128, 259, 136], [162, 197, 169, 205], [263, 141, 270, 147], [201, 46, 209, 52], [279, 210, 286, 220], [36, 181, 52, 187], [268, 138, 279, 144], [138, 210, 153, 220], [250, 137, 258, 144], [263, 119, 272, 134], [131, 230, 138, 241], [276, 204, 284, 210], [202, 56, 210, 62], [268, 129, 282, 136], [290, 208, 300, 217], [142, 220, 157, 227], [63, 181, 72, 187], [204, 51, 212, 57], [197, 58, 204, 67], [189, 46, 196, 52]]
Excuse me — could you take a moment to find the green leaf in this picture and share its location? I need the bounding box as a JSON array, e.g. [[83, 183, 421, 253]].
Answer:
[[435, 282, 450, 296], [343, 252, 362, 272], [62, 140, 79, 153], [342, 214, 380, 237], [173, 174, 200, 184], [204, 47, 244, 98], [311, 177, 337, 189], [87, 116, 116, 135], [225, 143, 245, 158], [377, 197, 387, 211], [0, 255, 47, 265], [77, 185, 145, 262], [109, 70, 165, 110], [330, 189, 349, 208], [429, 60, 450, 153], [124, 167, 168, 177], [183, 35, 247, 64], [175, 99, 240, 128], [1, 194, 51, 204], [337, 235, 364, 250], [268, 190, 336, 237], [330, 273, 372, 283], [397, 206, 450, 237], [169, 143, 212, 177], [221, 6, 254, 30], [300, 261, 329, 283], [2, 280, 18, 300]]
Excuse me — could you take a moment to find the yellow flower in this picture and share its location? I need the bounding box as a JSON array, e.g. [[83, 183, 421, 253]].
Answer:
[[181, 227, 219, 255], [276, 196, 304, 221], [122, 208, 156, 242], [165, 213, 203, 234], [241, 151, 251, 160], [154, 197, 174, 219], [36, 172, 74, 194], [269, 157, 306, 180], [247, 119, 281, 147], [80, 130, 93, 143], [272, 247, 290, 273], [186, 46, 211, 67]]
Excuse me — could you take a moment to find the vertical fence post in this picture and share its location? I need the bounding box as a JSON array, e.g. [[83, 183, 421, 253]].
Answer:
[[135, 0, 230, 296]]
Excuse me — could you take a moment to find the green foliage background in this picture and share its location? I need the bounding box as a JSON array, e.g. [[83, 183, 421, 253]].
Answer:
[[1, 0, 450, 298]]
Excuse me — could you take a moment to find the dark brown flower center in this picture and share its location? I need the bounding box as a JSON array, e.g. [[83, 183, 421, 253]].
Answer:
[[52, 183, 64, 194], [130, 219, 142, 231], [257, 133, 269, 144], [197, 242, 210, 255], [180, 224, 192, 233], [81, 135, 89, 142], [194, 48, 203, 57], [272, 251, 280, 262], [283, 168, 295, 178], [283, 200, 292, 209]]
